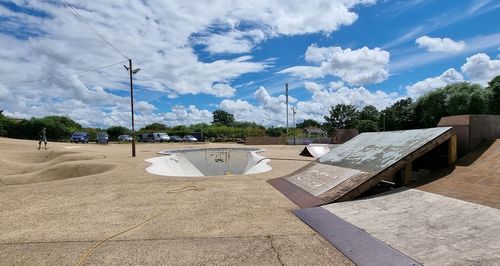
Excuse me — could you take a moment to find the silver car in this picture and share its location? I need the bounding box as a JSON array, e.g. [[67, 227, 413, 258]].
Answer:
[[183, 135, 198, 142], [118, 134, 133, 143]]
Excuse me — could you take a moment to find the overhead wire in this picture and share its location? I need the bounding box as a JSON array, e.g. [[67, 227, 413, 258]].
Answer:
[[61, 0, 129, 60], [3, 60, 127, 86]]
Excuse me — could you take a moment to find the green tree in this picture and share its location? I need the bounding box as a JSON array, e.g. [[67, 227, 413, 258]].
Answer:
[[382, 98, 418, 130], [296, 119, 321, 129], [359, 105, 380, 121], [488, 75, 500, 114], [356, 120, 378, 133], [415, 82, 490, 127], [265, 127, 287, 137], [141, 122, 168, 132], [107, 126, 131, 141], [323, 104, 359, 133], [212, 109, 235, 126]]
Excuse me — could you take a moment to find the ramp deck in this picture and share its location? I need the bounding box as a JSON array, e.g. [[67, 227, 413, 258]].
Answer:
[[269, 127, 455, 208]]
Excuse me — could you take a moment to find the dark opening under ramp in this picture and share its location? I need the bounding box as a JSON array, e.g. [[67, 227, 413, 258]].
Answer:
[[268, 127, 455, 208]]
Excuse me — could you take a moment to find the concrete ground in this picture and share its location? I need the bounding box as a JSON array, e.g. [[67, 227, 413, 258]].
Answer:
[[322, 188, 500, 265], [0, 138, 353, 265]]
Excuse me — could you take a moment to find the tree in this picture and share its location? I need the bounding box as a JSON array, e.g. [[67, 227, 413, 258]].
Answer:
[[296, 119, 321, 129], [323, 104, 359, 133], [107, 126, 131, 141], [141, 122, 168, 132], [265, 127, 287, 137], [488, 75, 500, 114], [415, 82, 490, 127], [356, 120, 378, 133], [382, 98, 418, 130], [212, 109, 235, 126], [359, 105, 380, 121]]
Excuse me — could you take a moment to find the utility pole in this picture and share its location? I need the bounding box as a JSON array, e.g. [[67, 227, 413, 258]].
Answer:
[[292, 107, 296, 145], [285, 83, 289, 136], [124, 59, 141, 157], [382, 112, 386, 131], [129, 59, 136, 157]]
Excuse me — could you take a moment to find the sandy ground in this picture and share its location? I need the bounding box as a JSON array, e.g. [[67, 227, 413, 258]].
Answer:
[[0, 137, 353, 265]]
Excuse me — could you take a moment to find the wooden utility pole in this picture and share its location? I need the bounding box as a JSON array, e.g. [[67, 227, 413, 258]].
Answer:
[[129, 59, 136, 157], [285, 83, 289, 136]]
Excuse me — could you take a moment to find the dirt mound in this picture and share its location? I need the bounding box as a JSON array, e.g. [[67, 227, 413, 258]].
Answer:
[[0, 162, 115, 185], [0, 154, 105, 175], [0, 150, 80, 164]]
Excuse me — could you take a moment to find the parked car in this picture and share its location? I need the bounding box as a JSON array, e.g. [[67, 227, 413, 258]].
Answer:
[[139, 133, 156, 142], [118, 134, 133, 143], [155, 132, 170, 142], [96, 132, 109, 144], [170, 135, 183, 142], [183, 135, 198, 142], [70, 132, 89, 143]]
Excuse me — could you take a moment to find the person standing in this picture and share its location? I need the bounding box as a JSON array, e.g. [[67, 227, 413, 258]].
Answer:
[[38, 127, 47, 150]]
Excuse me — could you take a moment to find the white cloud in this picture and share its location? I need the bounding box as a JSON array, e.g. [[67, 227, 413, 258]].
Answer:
[[220, 84, 399, 126], [280, 45, 390, 85], [416, 36, 466, 53], [406, 68, 464, 98], [163, 105, 213, 126], [461, 53, 500, 85], [211, 83, 236, 98], [0, 0, 373, 127]]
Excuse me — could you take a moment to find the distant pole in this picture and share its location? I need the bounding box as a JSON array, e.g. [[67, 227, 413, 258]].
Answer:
[[285, 83, 289, 136], [129, 59, 136, 157], [292, 107, 296, 145], [382, 112, 386, 132]]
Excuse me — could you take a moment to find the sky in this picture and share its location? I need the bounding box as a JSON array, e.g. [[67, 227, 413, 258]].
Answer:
[[0, 0, 499, 128]]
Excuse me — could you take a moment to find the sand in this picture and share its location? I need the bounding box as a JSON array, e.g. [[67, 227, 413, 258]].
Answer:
[[0, 137, 353, 265]]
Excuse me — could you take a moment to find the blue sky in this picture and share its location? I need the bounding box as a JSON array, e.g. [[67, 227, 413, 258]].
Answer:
[[0, 0, 499, 128]]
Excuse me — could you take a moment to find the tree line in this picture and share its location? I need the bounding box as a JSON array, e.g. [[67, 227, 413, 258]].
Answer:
[[1, 75, 498, 141], [321, 76, 499, 133]]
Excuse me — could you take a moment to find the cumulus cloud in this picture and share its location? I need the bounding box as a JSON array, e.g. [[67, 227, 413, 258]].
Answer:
[[220, 84, 399, 126], [280, 45, 390, 85], [416, 36, 466, 53], [0, 0, 373, 127], [406, 68, 464, 98], [461, 53, 500, 85]]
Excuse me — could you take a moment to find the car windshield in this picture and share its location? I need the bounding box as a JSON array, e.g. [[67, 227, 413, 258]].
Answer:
[[158, 133, 167, 136], [73, 132, 85, 136], [97, 132, 108, 137]]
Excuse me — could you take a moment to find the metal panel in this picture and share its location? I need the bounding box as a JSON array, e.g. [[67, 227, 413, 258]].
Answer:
[[294, 207, 421, 266]]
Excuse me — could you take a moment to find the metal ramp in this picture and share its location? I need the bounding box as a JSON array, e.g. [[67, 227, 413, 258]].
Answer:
[[268, 127, 456, 208], [299, 144, 336, 158]]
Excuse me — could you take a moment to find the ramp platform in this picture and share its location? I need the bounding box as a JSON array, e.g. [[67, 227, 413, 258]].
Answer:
[[299, 144, 336, 158], [268, 127, 455, 208]]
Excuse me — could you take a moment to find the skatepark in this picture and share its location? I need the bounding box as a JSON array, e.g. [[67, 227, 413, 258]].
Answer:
[[1, 115, 499, 265]]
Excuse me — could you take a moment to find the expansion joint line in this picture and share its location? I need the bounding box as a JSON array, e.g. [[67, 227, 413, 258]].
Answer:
[[74, 181, 205, 266], [267, 235, 285, 266]]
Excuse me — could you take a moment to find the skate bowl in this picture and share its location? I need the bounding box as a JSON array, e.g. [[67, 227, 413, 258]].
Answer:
[[145, 148, 272, 177]]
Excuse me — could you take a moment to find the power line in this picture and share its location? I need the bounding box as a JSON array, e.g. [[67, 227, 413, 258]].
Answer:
[[3, 60, 127, 86], [61, 0, 129, 60]]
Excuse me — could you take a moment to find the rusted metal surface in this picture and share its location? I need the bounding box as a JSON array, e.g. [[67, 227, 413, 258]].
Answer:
[[267, 177, 326, 208], [294, 207, 422, 266]]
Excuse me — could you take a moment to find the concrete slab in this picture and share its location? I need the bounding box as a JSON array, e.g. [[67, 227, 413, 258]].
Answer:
[[0, 138, 349, 265], [320, 188, 500, 265]]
